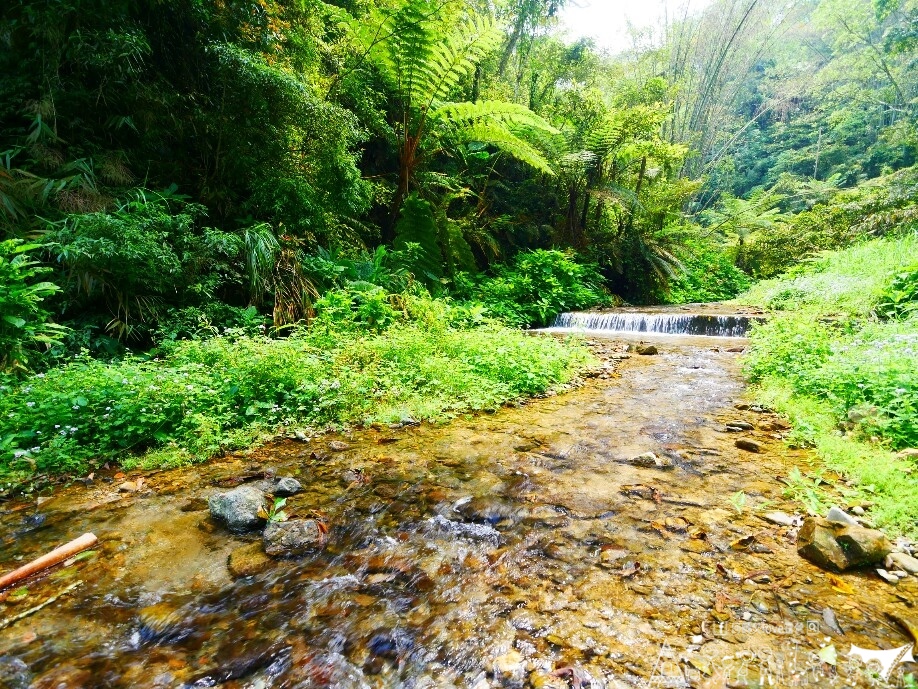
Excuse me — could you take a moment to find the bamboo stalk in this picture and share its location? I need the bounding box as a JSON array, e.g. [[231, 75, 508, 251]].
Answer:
[[0, 533, 97, 591]]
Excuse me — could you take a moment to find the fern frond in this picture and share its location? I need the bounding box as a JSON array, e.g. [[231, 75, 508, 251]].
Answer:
[[434, 101, 559, 135], [454, 123, 554, 175]]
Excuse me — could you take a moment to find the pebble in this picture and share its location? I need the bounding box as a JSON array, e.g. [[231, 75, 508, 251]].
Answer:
[[876, 569, 900, 585], [826, 506, 859, 526], [761, 511, 797, 527], [328, 440, 350, 452]]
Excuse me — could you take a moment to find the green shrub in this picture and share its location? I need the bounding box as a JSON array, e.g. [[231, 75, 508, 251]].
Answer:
[[0, 240, 68, 373], [469, 249, 608, 327], [0, 299, 590, 487], [665, 243, 751, 304], [875, 263, 918, 320]]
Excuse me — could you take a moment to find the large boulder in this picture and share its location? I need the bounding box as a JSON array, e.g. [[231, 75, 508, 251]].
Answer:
[[208, 485, 266, 531], [263, 519, 325, 557], [797, 517, 892, 572]]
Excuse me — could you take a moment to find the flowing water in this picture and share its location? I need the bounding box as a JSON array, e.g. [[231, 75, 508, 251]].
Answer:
[[0, 329, 915, 688], [549, 313, 757, 338]]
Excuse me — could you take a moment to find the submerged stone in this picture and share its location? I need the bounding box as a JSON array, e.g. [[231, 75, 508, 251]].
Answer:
[[228, 541, 272, 578], [208, 485, 266, 531], [734, 439, 761, 453]]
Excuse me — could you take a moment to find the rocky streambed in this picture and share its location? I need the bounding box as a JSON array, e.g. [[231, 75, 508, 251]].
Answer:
[[1, 335, 916, 688]]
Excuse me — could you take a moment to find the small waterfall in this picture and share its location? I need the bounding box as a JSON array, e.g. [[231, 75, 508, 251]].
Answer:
[[550, 311, 755, 337]]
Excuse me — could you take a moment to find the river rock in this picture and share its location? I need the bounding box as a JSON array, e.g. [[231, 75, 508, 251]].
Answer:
[[826, 506, 858, 526], [876, 569, 900, 585], [455, 496, 523, 526], [636, 344, 658, 355], [797, 517, 892, 571], [273, 477, 302, 496], [0, 657, 32, 689], [328, 440, 350, 452], [138, 601, 192, 643], [208, 485, 266, 531], [886, 551, 918, 575], [734, 439, 761, 453], [493, 650, 524, 680], [263, 519, 324, 557], [228, 542, 272, 578], [628, 451, 674, 470]]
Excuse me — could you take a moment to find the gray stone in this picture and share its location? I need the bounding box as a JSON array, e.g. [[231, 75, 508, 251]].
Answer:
[[797, 517, 892, 571], [726, 421, 755, 431], [636, 344, 658, 356], [826, 506, 858, 526], [208, 485, 266, 531], [876, 569, 899, 584], [761, 511, 798, 527], [886, 551, 918, 575], [263, 519, 324, 557], [328, 440, 349, 452], [273, 477, 302, 496]]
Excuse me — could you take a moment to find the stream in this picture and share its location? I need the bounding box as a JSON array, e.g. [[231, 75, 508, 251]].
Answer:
[[1, 308, 916, 688]]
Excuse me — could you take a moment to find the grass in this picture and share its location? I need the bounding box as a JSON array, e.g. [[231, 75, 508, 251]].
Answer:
[[0, 298, 593, 494], [736, 233, 918, 536]]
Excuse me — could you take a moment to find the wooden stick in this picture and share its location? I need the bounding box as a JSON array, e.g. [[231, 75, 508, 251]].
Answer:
[[0, 580, 83, 630], [0, 533, 97, 590]]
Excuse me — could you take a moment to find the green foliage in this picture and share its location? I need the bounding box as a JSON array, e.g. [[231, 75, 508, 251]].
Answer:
[[0, 295, 590, 487], [665, 241, 751, 304], [743, 167, 918, 278], [393, 194, 444, 286], [875, 263, 918, 320], [0, 241, 68, 372], [741, 234, 918, 532], [466, 249, 608, 327]]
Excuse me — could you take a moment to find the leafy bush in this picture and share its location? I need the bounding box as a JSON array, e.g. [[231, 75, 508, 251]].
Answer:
[[0, 296, 590, 486], [0, 240, 68, 373], [744, 166, 918, 278], [665, 242, 751, 304], [466, 249, 608, 327], [875, 263, 918, 320]]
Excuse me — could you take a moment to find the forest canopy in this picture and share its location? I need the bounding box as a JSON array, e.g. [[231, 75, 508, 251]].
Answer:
[[1, 0, 916, 366]]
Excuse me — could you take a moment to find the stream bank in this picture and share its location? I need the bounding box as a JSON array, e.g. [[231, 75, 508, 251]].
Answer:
[[0, 334, 916, 688]]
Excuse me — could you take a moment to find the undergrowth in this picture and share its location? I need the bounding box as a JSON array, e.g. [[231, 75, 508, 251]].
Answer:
[[0, 294, 592, 493], [739, 233, 918, 535]]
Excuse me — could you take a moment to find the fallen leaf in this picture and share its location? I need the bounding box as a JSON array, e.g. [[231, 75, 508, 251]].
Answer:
[[688, 655, 713, 676], [827, 574, 855, 595], [817, 644, 837, 666]]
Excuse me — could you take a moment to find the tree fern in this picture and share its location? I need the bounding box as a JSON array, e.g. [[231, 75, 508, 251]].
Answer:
[[393, 193, 443, 285], [352, 0, 558, 223]]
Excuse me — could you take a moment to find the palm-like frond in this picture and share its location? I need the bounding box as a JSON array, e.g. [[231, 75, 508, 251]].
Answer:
[[360, 3, 503, 113]]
